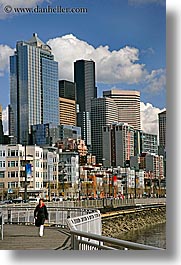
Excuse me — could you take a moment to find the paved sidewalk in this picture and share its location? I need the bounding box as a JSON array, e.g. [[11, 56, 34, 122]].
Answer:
[[0, 224, 71, 250]]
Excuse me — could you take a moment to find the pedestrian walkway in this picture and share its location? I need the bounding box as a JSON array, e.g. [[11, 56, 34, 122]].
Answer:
[[0, 224, 71, 250]]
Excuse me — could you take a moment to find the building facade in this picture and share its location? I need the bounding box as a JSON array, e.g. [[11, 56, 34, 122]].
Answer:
[[9, 33, 59, 144], [74, 60, 97, 148], [77, 112, 91, 147], [59, 97, 76, 126], [0, 105, 2, 121], [103, 123, 135, 167], [59, 125, 81, 140], [103, 89, 141, 130], [0, 144, 45, 200], [91, 97, 119, 164], [145, 153, 164, 179], [158, 110, 166, 150], [134, 130, 158, 155], [59, 151, 79, 198], [59, 80, 76, 100]]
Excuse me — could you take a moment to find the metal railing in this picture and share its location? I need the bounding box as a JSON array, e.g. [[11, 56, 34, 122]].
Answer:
[[135, 198, 166, 206], [0, 199, 166, 249], [66, 209, 164, 250], [67, 227, 163, 250], [66, 202, 165, 250], [0, 206, 96, 227], [0, 211, 3, 240], [0, 197, 166, 209]]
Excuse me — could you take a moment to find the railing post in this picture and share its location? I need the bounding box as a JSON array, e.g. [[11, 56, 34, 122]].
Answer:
[[0, 211, 3, 240], [8, 209, 12, 224], [71, 234, 79, 250]]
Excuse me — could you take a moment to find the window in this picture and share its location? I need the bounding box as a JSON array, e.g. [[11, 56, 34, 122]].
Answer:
[[36, 182, 40, 188], [11, 150, 16, 157], [0, 161, 5, 167], [0, 172, 5, 178], [0, 150, 5, 157], [8, 161, 18, 167], [0, 182, 4, 188], [8, 182, 18, 188]]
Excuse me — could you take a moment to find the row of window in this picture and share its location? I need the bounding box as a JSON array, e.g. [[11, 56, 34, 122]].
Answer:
[[0, 160, 58, 169], [0, 150, 44, 158]]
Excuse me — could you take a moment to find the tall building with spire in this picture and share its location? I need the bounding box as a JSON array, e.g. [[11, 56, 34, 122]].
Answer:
[[9, 33, 59, 144]]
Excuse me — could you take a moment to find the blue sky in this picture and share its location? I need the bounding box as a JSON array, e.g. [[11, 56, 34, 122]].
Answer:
[[0, 0, 166, 134]]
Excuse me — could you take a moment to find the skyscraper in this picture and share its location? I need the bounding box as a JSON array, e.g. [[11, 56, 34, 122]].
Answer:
[[103, 89, 141, 130], [91, 97, 119, 163], [0, 104, 3, 144], [74, 60, 97, 148], [134, 130, 158, 155], [74, 60, 97, 112], [59, 97, 76, 126], [0, 105, 2, 121], [158, 110, 166, 150], [9, 33, 59, 144], [103, 123, 135, 167], [59, 80, 76, 100]]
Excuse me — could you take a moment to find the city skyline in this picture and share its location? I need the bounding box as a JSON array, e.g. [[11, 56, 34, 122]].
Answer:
[[0, 0, 166, 136]]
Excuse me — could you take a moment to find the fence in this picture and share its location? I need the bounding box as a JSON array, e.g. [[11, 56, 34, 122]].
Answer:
[[0, 206, 97, 227], [0, 197, 166, 210], [0, 199, 166, 249], [67, 227, 163, 250], [66, 207, 164, 250]]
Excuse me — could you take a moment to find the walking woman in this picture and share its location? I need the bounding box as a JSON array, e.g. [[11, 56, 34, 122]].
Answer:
[[34, 198, 48, 237]]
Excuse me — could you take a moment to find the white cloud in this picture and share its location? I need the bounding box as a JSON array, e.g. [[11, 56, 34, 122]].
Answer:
[[144, 68, 166, 93], [0, 44, 14, 76], [0, 0, 48, 19], [47, 34, 147, 84], [140, 102, 165, 135], [2, 106, 8, 135]]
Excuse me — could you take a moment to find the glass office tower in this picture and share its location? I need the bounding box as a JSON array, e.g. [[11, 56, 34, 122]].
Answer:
[[74, 60, 97, 149], [9, 33, 59, 143]]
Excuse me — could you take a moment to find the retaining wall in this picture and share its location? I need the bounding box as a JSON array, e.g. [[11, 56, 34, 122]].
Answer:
[[102, 207, 166, 238]]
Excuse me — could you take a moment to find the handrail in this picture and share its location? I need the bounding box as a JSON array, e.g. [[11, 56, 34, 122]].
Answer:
[[67, 225, 163, 250], [0, 201, 166, 249], [0, 206, 98, 227]]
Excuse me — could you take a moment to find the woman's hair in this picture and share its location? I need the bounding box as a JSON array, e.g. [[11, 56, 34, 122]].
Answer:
[[39, 198, 43, 203]]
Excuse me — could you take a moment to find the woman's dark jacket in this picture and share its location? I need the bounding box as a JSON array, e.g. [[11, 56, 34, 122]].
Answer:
[[34, 204, 48, 227]]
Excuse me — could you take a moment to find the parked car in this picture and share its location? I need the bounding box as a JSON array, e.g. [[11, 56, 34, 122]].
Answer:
[[28, 197, 40, 204], [12, 198, 23, 204], [52, 197, 63, 202]]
